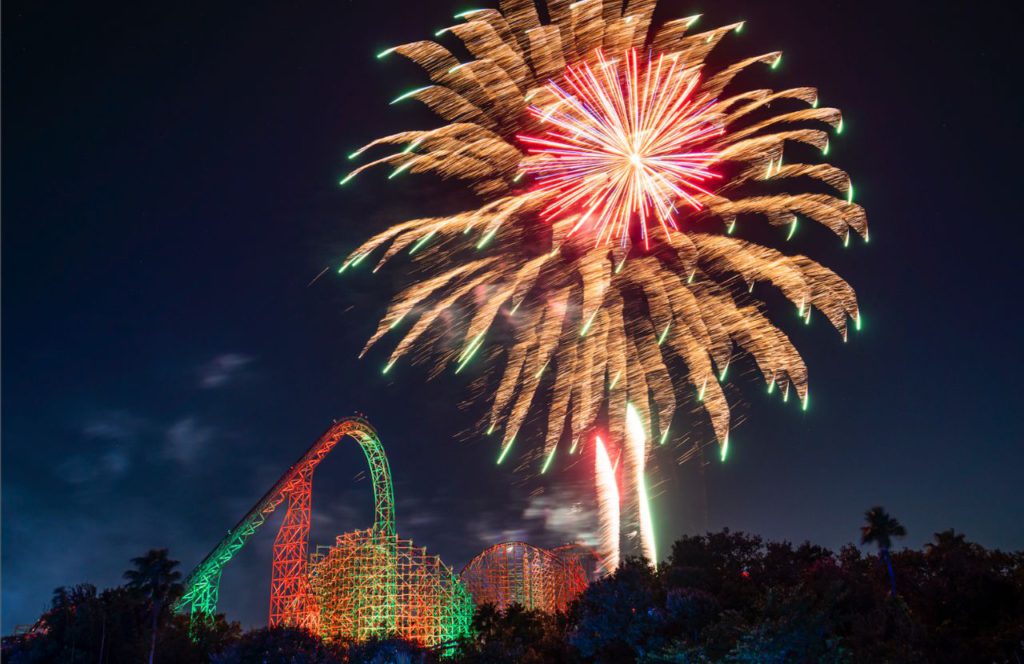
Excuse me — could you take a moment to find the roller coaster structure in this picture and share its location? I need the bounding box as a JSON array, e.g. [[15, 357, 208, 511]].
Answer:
[[310, 529, 473, 646], [174, 417, 395, 631], [459, 542, 588, 613]]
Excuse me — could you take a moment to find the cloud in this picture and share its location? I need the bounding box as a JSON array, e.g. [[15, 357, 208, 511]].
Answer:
[[522, 490, 600, 547], [57, 450, 130, 484], [82, 410, 148, 442], [164, 417, 215, 464], [56, 412, 144, 484], [465, 488, 600, 550], [197, 353, 252, 389]]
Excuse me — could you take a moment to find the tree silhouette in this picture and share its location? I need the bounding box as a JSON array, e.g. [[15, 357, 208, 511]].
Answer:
[[860, 507, 906, 596], [123, 549, 182, 664]]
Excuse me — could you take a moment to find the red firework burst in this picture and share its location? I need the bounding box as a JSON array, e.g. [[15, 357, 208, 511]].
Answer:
[[519, 49, 725, 248]]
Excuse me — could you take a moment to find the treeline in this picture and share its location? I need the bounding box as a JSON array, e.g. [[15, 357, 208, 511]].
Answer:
[[4, 509, 1023, 663]]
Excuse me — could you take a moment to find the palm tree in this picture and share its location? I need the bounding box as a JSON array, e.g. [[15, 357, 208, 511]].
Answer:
[[123, 549, 182, 664], [860, 506, 906, 596], [926, 528, 968, 554]]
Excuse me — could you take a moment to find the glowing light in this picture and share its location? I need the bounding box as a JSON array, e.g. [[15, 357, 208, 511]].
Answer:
[[409, 230, 436, 254], [657, 322, 671, 345], [627, 404, 656, 566], [772, 53, 782, 69], [594, 435, 620, 571], [580, 311, 598, 336], [659, 428, 670, 445], [476, 227, 498, 249], [388, 160, 416, 179], [519, 49, 724, 247], [802, 390, 810, 411], [720, 434, 729, 462], [541, 444, 558, 473], [847, 183, 855, 203], [382, 360, 395, 374], [390, 87, 430, 105], [376, 46, 397, 59], [787, 217, 799, 240], [609, 371, 621, 389], [455, 333, 485, 373], [496, 435, 516, 464]]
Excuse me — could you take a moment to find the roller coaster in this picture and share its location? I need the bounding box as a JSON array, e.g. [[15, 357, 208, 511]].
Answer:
[[175, 415, 595, 646], [175, 416, 471, 645], [460, 542, 589, 613]]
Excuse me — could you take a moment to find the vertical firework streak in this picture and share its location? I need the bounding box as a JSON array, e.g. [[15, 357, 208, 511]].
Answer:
[[626, 403, 656, 567], [594, 435, 620, 571], [340, 0, 867, 561]]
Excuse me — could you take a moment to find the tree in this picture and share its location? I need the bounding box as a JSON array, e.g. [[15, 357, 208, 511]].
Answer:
[[860, 507, 906, 596], [457, 603, 571, 664], [123, 548, 183, 664], [344, 636, 437, 664], [211, 626, 340, 664], [571, 557, 665, 662]]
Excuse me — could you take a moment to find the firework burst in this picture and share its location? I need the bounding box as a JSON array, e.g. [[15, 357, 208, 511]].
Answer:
[[340, 0, 866, 565], [520, 48, 723, 247]]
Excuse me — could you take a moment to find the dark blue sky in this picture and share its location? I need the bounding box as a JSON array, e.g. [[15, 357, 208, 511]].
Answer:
[[3, 0, 1022, 633]]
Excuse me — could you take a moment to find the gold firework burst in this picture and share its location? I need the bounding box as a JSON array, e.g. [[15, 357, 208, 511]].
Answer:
[[340, 0, 866, 473]]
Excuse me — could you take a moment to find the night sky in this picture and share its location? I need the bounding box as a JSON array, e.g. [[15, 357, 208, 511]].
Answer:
[[3, 0, 1022, 633]]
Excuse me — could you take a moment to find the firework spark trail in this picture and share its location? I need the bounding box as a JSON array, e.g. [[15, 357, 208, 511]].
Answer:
[[626, 403, 656, 567], [339, 0, 867, 559], [594, 435, 620, 571]]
